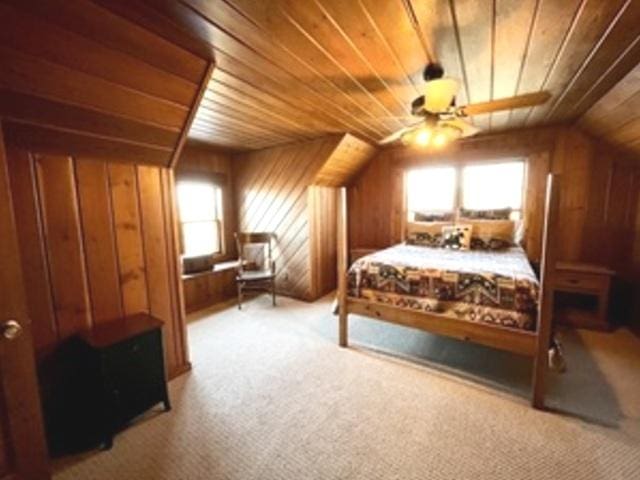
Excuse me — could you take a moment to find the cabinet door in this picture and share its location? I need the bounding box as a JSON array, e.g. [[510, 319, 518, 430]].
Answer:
[[0, 125, 50, 478]]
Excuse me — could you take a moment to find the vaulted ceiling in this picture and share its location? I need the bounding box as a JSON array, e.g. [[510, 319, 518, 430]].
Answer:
[[102, 0, 640, 152], [3, 1, 640, 157], [580, 63, 640, 158]]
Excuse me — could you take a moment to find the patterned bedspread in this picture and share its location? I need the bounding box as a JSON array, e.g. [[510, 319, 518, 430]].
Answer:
[[348, 244, 539, 331]]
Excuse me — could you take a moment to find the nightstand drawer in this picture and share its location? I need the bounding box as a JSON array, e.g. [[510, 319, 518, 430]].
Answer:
[[555, 272, 607, 291]]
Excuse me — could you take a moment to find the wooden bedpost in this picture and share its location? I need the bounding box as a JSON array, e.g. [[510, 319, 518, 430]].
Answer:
[[337, 187, 348, 347], [531, 173, 560, 409]]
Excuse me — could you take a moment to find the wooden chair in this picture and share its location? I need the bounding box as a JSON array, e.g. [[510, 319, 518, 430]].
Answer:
[[234, 232, 276, 309]]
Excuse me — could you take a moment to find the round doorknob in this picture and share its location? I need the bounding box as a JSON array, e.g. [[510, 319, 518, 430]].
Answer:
[[1, 320, 22, 340]]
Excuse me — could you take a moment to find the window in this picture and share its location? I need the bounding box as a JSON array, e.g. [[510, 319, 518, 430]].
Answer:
[[462, 162, 525, 219], [406, 160, 525, 220], [177, 180, 223, 258], [406, 166, 456, 217]]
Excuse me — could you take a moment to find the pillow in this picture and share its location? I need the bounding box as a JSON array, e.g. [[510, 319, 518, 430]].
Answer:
[[459, 207, 512, 220], [406, 221, 451, 247], [182, 254, 214, 275], [442, 224, 472, 250], [468, 220, 516, 250], [413, 211, 454, 222]]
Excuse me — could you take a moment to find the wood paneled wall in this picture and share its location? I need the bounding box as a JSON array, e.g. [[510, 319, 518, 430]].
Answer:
[[552, 129, 640, 273], [5, 150, 188, 378], [348, 126, 640, 323], [183, 268, 237, 314], [308, 186, 339, 299], [234, 136, 345, 300]]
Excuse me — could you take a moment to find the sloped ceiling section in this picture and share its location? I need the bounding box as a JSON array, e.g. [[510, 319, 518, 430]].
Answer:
[[313, 134, 378, 187], [91, 0, 640, 151], [580, 64, 640, 158], [0, 0, 213, 167]]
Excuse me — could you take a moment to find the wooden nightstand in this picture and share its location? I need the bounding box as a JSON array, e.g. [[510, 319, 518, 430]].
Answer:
[[553, 262, 615, 330], [39, 314, 170, 455]]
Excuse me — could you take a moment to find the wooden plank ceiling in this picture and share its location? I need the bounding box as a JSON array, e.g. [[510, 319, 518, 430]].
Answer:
[[0, 0, 212, 167], [98, 0, 640, 151], [580, 63, 640, 158]]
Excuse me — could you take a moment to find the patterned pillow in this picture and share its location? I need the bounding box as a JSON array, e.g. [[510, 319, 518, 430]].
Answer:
[[459, 207, 512, 220], [468, 220, 515, 250], [442, 224, 472, 250], [413, 211, 454, 222], [406, 222, 451, 247]]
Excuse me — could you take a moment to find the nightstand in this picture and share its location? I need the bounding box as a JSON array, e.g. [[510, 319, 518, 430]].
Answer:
[[39, 314, 171, 455], [79, 314, 171, 449], [553, 262, 615, 330]]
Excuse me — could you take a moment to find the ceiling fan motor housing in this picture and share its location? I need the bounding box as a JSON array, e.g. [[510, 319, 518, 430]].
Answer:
[[423, 63, 444, 81]]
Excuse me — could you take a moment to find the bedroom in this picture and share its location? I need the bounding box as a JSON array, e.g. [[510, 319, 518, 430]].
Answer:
[[0, 1, 639, 479]]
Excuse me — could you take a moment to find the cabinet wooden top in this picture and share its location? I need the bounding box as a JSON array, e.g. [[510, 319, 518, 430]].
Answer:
[[80, 313, 163, 349], [556, 261, 615, 276]]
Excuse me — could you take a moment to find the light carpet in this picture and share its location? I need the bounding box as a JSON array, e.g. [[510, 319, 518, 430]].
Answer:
[[55, 294, 640, 479]]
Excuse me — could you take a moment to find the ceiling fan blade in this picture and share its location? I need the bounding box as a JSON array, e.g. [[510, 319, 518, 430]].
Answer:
[[440, 117, 481, 137], [423, 78, 460, 113], [461, 91, 551, 116], [379, 121, 422, 145], [380, 127, 409, 145]]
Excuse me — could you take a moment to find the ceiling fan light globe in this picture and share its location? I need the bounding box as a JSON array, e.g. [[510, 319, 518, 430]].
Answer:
[[432, 131, 449, 148], [424, 78, 459, 113], [414, 127, 432, 146]]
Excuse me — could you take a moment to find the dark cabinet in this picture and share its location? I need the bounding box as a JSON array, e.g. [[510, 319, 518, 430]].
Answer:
[[39, 314, 171, 455]]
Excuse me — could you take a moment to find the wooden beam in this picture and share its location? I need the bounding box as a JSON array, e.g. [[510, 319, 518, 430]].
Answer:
[[170, 62, 215, 168]]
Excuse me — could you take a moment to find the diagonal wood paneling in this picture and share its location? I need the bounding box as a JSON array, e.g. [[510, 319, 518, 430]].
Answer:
[[99, 0, 640, 151], [234, 136, 347, 299]]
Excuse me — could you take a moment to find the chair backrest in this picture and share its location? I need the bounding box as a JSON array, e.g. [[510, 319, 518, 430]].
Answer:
[[235, 232, 275, 271]]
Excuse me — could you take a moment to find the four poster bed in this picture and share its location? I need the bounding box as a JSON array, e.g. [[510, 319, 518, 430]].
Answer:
[[336, 174, 560, 409]]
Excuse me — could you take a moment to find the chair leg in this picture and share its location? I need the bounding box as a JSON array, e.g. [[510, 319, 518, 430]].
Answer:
[[237, 282, 242, 310]]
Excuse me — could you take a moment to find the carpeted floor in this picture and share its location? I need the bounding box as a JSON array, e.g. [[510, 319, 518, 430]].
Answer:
[[55, 294, 640, 479]]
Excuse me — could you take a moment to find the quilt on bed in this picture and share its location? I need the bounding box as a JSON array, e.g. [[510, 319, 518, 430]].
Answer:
[[347, 244, 539, 331]]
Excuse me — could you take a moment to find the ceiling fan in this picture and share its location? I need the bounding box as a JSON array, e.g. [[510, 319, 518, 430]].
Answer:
[[381, 63, 551, 147]]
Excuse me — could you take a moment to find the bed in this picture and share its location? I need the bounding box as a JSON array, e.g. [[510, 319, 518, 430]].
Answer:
[[336, 174, 560, 409], [348, 244, 539, 331]]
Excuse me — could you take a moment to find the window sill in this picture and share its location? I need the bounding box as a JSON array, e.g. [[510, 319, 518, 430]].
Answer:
[[182, 259, 239, 280]]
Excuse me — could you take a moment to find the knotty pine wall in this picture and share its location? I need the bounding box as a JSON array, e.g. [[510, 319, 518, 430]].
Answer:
[[348, 126, 640, 324], [308, 185, 338, 300], [6, 149, 188, 378]]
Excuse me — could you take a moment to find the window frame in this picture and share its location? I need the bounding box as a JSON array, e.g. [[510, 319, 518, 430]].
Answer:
[[406, 158, 527, 221], [176, 175, 226, 260]]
